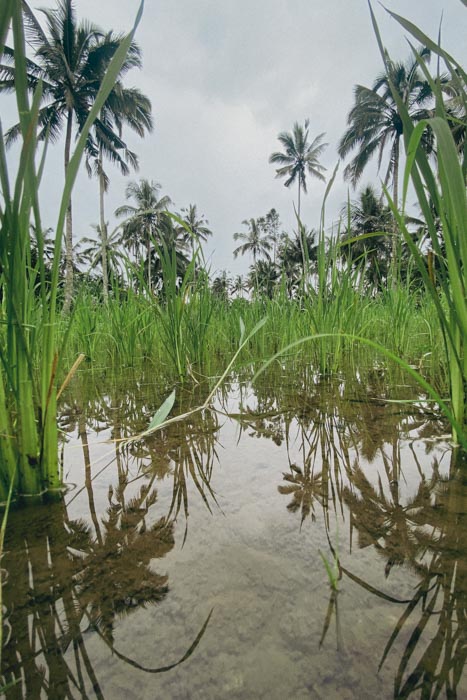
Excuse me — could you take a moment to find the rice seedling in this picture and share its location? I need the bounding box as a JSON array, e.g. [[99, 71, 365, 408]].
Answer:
[[0, 2, 144, 499]]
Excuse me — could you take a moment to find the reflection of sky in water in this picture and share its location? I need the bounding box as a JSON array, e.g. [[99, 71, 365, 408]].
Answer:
[[3, 368, 465, 699]]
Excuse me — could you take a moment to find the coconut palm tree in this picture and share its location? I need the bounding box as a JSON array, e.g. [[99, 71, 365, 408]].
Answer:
[[340, 184, 392, 290], [80, 224, 127, 290], [233, 218, 272, 293], [233, 218, 272, 264], [0, 1, 151, 311], [443, 75, 466, 160], [211, 271, 231, 301], [178, 204, 212, 259], [337, 48, 434, 227], [231, 275, 249, 298], [278, 228, 318, 269], [257, 208, 282, 264], [115, 179, 172, 292], [269, 120, 327, 220], [248, 259, 279, 299], [90, 62, 153, 303]]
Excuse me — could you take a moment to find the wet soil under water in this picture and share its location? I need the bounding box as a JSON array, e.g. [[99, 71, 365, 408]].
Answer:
[[2, 365, 466, 699]]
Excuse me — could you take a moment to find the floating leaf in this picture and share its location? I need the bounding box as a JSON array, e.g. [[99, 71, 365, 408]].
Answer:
[[148, 390, 175, 431]]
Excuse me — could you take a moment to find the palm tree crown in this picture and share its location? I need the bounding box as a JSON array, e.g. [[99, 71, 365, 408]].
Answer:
[[269, 119, 327, 218], [115, 179, 173, 291], [340, 184, 392, 289], [178, 204, 212, 256], [233, 218, 272, 264], [337, 47, 434, 207]]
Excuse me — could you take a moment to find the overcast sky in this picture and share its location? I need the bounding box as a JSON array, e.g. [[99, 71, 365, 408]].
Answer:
[[3, 0, 467, 277]]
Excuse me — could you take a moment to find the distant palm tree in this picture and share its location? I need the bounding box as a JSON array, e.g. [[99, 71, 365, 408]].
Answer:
[[211, 271, 231, 301], [269, 120, 327, 220], [115, 179, 172, 292], [231, 275, 248, 298], [178, 204, 212, 259], [0, 1, 151, 311], [257, 208, 282, 264], [277, 227, 318, 293], [91, 56, 153, 303], [443, 77, 466, 158], [340, 185, 392, 289], [233, 218, 272, 264], [248, 259, 279, 299], [278, 228, 318, 269], [80, 224, 127, 290]]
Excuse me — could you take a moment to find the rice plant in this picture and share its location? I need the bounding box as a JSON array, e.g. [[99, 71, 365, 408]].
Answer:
[[0, 2, 144, 499], [369, 5, 467, 444]]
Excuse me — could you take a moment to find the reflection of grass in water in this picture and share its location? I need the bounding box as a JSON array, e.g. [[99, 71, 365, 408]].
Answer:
[[0, 470, 19, 693]]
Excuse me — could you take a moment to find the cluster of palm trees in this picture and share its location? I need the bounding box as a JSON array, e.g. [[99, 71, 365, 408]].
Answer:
[[265, 45, 464, 289], [1, 0, 154, 309], [1, 1, 215, 303], [2, 0, 465, 305], [76, 181, 212, 293]]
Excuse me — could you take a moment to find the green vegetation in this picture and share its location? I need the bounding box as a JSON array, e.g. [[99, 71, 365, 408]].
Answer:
[[0, 1, 144, 499], [0, 1, 465, 500]]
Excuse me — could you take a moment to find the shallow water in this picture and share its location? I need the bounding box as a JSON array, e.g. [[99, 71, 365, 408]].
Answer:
[[2, 365, 466, 699]]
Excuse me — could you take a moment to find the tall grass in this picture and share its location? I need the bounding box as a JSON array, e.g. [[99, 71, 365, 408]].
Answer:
[[369, 4, 467, 444], [0, 2, 144, 499]]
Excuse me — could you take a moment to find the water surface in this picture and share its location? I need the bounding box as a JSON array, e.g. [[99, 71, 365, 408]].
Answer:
[[2, 365, 466, 699]]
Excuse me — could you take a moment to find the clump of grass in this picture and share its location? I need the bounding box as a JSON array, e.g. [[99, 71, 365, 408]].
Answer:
[[0, 2, 144, 499], [369, 4, 467, 445]]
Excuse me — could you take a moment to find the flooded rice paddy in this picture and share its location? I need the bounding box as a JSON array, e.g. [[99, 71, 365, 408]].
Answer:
[[2, 365, 466, 699]]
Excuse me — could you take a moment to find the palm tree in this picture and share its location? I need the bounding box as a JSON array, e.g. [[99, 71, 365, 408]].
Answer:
[[90, 52, 153, 303], [80, 224, 127, 291], [269, 120, 327, 220], [211, 271, 231, 301], [257, 208, 282, 264], [337, 47, 434, 265], [233, 218, 272, 264], [233, 218, 272, 294], [178, 204, 212, 259], [443, 75, 466, 160], [278, 228, 318, 268], [277, 227, 318, 293], [248, 259, 279, 299], [115, 179, 172, 292], [0, 1, 151, 311], [340, 185, 392, 289], [231, 275, 248, 298]]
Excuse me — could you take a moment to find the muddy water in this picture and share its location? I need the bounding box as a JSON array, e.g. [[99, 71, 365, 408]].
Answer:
[[2, 366, 466, 699]]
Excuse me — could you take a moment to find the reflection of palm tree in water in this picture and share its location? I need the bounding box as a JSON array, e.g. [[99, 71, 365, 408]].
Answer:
[[78, 484, 175, 644], [0, 469, 209, 697], [342, 449, 467, 699], [279, 462, 324, 526], [342, 440, 438, 577]]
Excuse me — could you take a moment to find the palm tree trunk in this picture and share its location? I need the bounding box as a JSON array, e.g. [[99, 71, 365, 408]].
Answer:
[[62, 108, 74, 314], [254, 251, 259, 297], [146, 223, 152, 293], [297, 178, 307, 285], [98, 148, 109, 304], [391, 137, 400, 286], [297, 177, 301, 221]]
